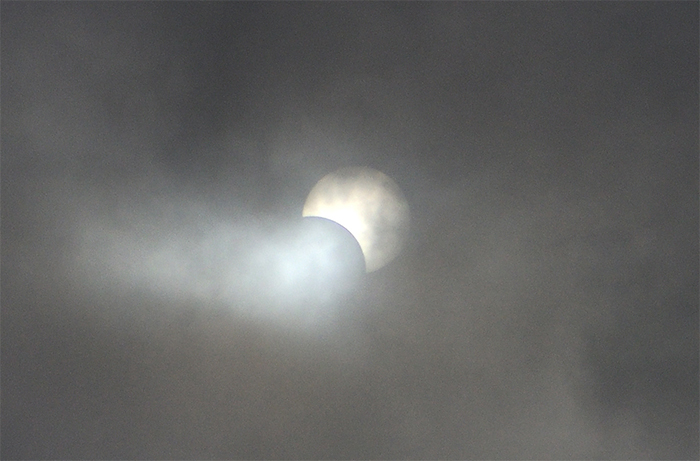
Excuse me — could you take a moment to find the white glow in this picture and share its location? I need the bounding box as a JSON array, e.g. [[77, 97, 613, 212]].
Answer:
[[72, 211, 364, 331]]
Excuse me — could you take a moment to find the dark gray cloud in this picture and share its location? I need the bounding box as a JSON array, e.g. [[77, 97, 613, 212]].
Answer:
[[2, 2, 697, 459]]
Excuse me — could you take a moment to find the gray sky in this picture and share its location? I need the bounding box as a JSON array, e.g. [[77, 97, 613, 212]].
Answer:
[[2, 2, 698, 459]]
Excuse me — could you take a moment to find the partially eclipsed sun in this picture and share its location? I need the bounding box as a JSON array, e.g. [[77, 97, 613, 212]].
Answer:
[[302, 167, 410, 272]]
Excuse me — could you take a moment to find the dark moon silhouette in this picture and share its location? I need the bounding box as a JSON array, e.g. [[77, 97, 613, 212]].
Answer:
[[297, 216, 366, 291]]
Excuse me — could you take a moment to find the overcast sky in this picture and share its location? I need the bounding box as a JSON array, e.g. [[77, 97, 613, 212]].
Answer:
[[2, 2, 698, 459]]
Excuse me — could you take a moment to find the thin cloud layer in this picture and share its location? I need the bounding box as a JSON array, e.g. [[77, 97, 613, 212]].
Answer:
[[2, 2, 697, 459]]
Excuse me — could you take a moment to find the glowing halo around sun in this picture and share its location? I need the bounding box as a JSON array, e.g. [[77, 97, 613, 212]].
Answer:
[[302, 167, 410, 273]]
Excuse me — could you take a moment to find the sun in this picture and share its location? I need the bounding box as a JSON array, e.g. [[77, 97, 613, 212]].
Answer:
[[302, 167, 410, 272]]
